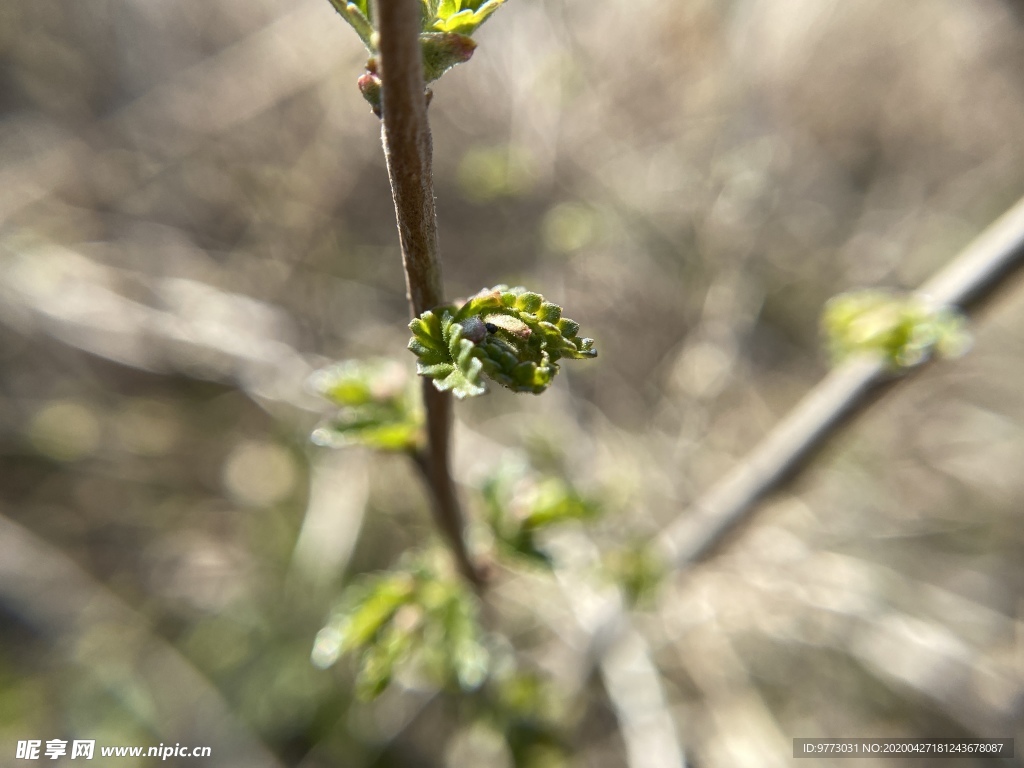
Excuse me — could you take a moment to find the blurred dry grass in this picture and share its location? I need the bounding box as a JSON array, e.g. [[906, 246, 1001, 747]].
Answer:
[[1, 0, 1023, 766]]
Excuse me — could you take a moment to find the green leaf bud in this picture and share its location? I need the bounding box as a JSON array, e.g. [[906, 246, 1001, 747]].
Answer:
[[328, 0, 513, 103], [356, 60, 382, 116], [409, 286, 596, 397], [419, 32, 476, 83], [822, 289, 971, 371]]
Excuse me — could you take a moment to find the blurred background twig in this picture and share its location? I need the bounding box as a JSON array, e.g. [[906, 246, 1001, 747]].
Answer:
[[659, 192, 1024, 570]]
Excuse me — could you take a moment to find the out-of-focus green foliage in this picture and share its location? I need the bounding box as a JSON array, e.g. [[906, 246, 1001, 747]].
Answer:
[[309, 359, 423, 451], [409, 286, 596, 398], [480, 463, 598, 567], [822, 290, 970, 370], [488, 670, 570, 768], [602, 542, 666, 608], [328, 0, 509, 113], [312, 551, 488, 699]]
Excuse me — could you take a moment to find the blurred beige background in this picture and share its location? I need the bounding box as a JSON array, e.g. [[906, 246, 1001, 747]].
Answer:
[[0, 0, 1023, 766]]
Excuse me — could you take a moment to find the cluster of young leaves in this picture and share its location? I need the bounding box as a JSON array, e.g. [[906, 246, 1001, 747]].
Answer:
[[308, 359, 423, 452], [311, 547, 572, 762], [311, 551, 488, 699], [822, 289, 970, 370], [479, 462, 599, 567], [327, 0, 511, 113], [408, 285, 597, 399]]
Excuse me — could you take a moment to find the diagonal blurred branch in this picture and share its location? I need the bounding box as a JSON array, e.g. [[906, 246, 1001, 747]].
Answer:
[[655, 193, 1024, 569], [565, 193, 1024, 698], [655, 354, 884, 568]]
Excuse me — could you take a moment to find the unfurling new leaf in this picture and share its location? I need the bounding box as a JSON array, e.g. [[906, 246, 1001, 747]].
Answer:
[[409, 285, 597, 398], [430, 0, 510, 35], [327, 0, 509, 113]]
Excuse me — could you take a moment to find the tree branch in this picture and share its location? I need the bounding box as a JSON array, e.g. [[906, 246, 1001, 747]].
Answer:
[[655, 354, 884, 567], [375, 0, 442, 316], [656, 193, 1024, 568], [375, 0, 480, 585], [565, 193, 1024, 696]]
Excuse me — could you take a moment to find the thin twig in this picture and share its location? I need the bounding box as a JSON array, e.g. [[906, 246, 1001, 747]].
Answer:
[[655, 354, 884, 567], [565, 193, 1024, 692], [375, 0, 442, 316], [656, 193, 1024, 569], [375, 0, 480, 585]]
